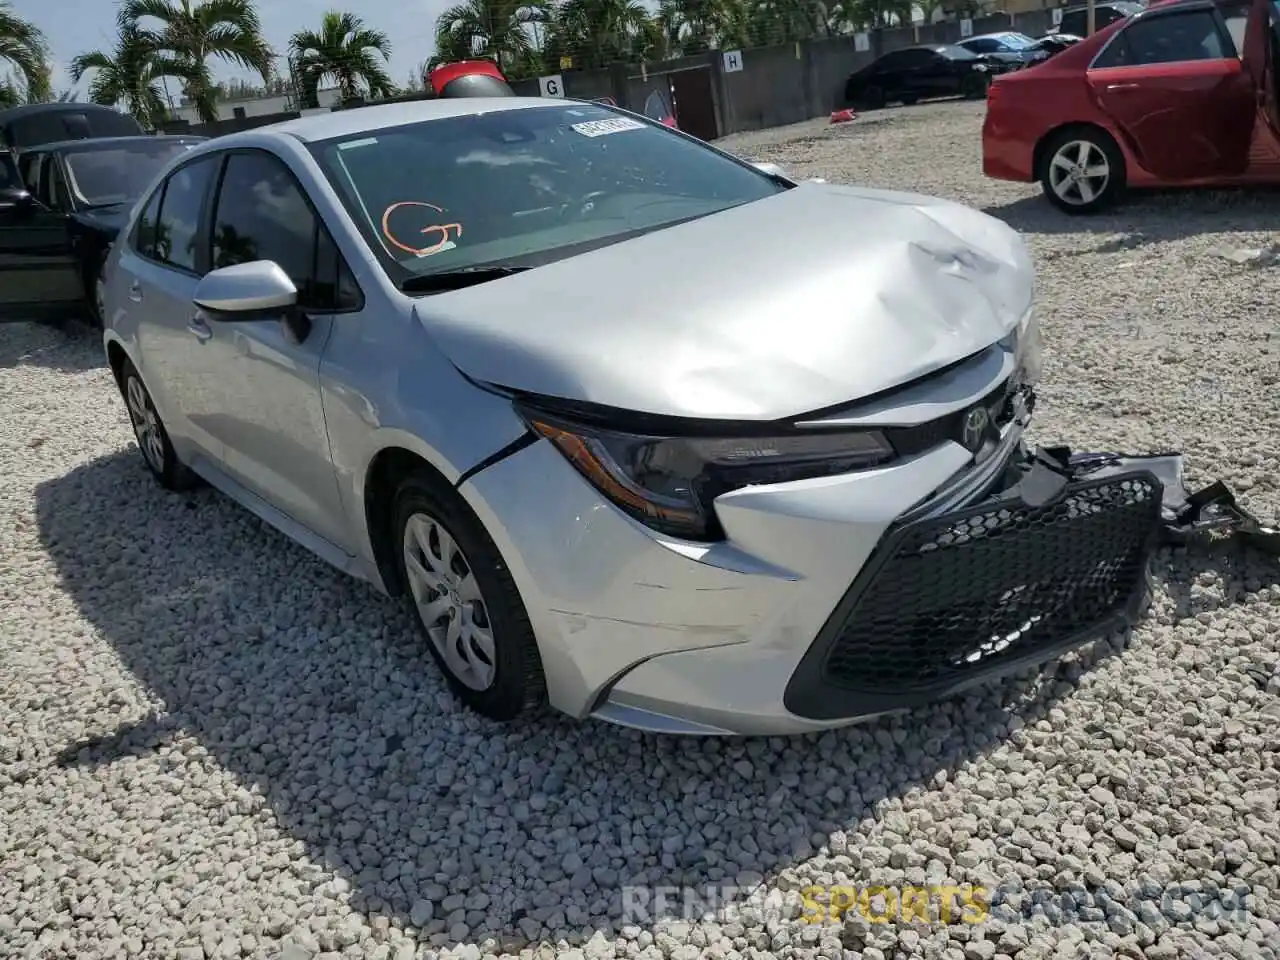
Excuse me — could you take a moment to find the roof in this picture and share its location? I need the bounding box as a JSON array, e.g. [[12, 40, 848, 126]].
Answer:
[[0, 102, 132, 121], [251, 96, 568, 143], [16, 134, 204, 154]]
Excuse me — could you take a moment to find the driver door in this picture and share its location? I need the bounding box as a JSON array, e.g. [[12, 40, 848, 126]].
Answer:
[[1087, 3, 1257, 179], [0, 152, 83, 324]]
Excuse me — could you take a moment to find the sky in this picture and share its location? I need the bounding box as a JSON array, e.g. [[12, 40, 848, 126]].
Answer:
[[10, 0, 454, 95]]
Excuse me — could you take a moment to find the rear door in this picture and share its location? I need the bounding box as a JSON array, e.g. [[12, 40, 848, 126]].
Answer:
[[1088, 2, 1257, 178], [115, 153, 225, 467], [0, 151, 83, 323]]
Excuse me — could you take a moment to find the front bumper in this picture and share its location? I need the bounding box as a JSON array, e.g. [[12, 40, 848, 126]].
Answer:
[[782, 462, 1160, 722], [589, 434, 1161, 734], [458, 347, 1159, 736]]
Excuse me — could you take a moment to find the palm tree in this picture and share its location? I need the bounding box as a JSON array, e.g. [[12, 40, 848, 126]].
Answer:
[[70, 26, 195, 128], [564, 0, 656, 67], [117, 0, 274, 122], [288, 10, 394, 108], [0, 0, 52, 104], [433, 0, 549, 74]]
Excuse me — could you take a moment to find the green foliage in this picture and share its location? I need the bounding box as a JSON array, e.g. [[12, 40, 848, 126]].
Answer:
[[289, 10, 395, 108]]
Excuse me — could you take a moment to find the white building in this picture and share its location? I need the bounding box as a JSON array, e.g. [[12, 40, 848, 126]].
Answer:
[[170, 86, 344, 123]]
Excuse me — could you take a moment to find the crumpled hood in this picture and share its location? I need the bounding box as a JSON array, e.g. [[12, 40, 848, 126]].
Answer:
[[416, 182, 1034, 421]]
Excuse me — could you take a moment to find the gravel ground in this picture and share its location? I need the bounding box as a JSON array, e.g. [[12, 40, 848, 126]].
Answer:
[[3, 99, 1280, 960]]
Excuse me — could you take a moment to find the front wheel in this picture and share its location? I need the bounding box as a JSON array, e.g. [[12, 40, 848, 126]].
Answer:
[[1039, 128, 1126, 214], [394, 471, 545, 721]]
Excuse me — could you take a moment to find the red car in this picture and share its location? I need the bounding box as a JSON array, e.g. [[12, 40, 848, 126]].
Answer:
[[983, 0, 1280, 213]]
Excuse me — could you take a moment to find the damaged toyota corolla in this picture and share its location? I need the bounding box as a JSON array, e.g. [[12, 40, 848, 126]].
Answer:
[[103, 98, 1178, 735]]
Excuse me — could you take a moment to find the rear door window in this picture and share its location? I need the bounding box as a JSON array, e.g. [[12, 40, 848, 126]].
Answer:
[[1092, 10, 1232, 67]]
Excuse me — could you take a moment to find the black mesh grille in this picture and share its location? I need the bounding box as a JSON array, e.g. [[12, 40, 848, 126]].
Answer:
[[819, 472, 1160, 694]]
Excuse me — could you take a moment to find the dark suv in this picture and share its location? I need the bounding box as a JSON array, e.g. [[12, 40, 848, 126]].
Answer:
[[1055, 1, 1145, 36], [1, 134, 204, 327]]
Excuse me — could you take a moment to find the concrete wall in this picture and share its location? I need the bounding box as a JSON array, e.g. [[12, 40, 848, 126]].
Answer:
[[156, 11, 1063, 142]]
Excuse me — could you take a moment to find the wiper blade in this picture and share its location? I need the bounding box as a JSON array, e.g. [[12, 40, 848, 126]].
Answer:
[[400, 265, 533, 293]]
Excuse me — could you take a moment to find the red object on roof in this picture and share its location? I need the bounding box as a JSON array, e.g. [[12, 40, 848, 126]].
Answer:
[[426, 60, 514, 97]]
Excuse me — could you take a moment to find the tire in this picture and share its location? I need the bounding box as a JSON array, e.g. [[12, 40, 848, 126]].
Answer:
[[393, 470, 546, 721], [118, 357, 201, 491], [900, 93, 919, 106], [1038, 126, 1126, 215], [86, 255, 107, 329], [859, 85, 886, 109], [961, 72, 991, 99]]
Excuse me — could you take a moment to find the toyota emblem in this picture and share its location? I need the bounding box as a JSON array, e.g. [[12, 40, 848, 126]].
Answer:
[[961, 406, 990, 452]]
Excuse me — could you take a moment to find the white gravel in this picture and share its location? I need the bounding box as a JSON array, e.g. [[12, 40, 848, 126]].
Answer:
[[3, 99, 1280, 960]]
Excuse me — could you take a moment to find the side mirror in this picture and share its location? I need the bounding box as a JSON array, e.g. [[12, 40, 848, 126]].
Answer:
[[0, 186, 35, 216], [193, 260, 311, 343]]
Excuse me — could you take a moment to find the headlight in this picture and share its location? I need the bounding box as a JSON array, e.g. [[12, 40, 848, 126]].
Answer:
[[520, 406, 896, 541]]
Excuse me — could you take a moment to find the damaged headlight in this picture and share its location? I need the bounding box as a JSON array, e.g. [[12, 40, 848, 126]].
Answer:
[[520, 405, 896, 541], [1003, 305, 1043, 387]]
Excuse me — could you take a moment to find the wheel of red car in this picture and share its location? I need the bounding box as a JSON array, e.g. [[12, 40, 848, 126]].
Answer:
[[1038, 127, 1126, 215]]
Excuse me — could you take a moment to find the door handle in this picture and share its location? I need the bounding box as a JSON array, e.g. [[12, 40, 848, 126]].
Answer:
[[186, 318, 212, 342], [1105, 82, 1139, 91], [128, 280, 143, 302]]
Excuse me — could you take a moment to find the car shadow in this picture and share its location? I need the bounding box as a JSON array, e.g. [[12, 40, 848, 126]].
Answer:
[[984, 187, 1280, 242], [34, 449, 1260, 950], [0, 318, 104, 373]]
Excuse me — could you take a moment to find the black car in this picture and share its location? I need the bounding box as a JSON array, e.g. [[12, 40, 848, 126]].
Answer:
[[0, 134, 204, 326], [1054, 1, 1144, 37], [0, 101, 146, 150], [844, 44, 1010, 109], [957, 31, 1052, 67]]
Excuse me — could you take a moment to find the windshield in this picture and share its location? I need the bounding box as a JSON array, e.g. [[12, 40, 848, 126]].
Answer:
[[997, 33, 1037, 49], [63, 140, 197, 207], [310, 103, 786, 286], [942, 44, 978, 59]]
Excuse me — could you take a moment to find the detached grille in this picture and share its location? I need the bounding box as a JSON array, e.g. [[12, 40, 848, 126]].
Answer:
[[784, 471, 1161, 720]]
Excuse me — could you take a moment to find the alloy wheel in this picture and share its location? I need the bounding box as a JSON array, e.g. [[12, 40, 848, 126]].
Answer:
[[125, 375, 166, 474], [1048, 140, 1110, 207], [402, 512, 497, 691]]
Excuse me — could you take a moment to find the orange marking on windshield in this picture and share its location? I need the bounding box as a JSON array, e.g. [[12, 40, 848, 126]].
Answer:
[[381, 201, 463, 257]]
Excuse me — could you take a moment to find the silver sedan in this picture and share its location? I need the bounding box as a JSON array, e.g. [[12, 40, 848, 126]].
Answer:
[[101, 97, 1153, 735]]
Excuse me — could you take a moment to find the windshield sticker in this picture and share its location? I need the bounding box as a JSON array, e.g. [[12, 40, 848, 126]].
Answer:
[[339, 137, 378, 150], [381, 201, 463, 258], [570, 118, 645, 138]]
